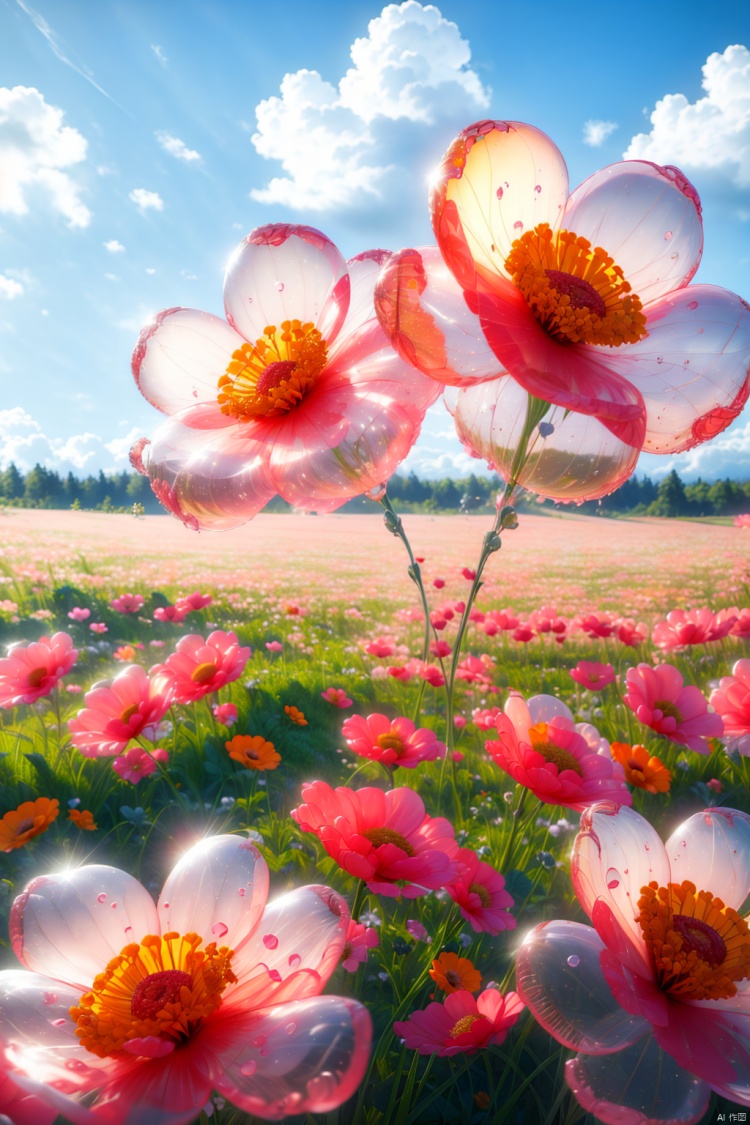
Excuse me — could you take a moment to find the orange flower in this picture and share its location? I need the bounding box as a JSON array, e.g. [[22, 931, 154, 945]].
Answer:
[[226, 734, 281, 771], [113, 645, 137, 662], [610, 742, 671, 794], [284, 705, 308, 726], [0, 797, 59, 852], [68, 808, 97, 831], [429, 951, 482, 994]]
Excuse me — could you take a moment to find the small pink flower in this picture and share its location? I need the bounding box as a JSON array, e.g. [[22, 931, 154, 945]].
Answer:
[[110, 593, 145, 614], [341, 919, 379, 972], [430, 639, 451, 658], [89, 622, 108, 634], [406, 919, 430, 942], [576, 611, 618, 639], [364, 636, 398, 657], [162, 631, 251, 704], [455, 655, 494, 686], [710, 658, 750, 755], [461, 568, 477, 581], [734, 513, 750, 528], [472, 706, 503, 730], [342, 713, 446, 768], [153, 604, 190, 624], [652, 607, 738, 650], [512, 625, 535, 644], [446, 848, 516, 935], [453, 715, 467, 729], [451, 750, 464, 762], [265, 640, 284, 653], [321, 687, 353, 708], [66, 683, 83, 694], [113, 745, 168, 784], [0, 632, 78, 707], [213, 702, 238, 726], [68, 664, 175, 757], [570, 661, 615, 691], [433, 577, 446, 589], [67, 607, 90, 622], [394, 989, 524, 1056], [706, 777, 723, 792], [481, 608, 519, 635], [623, 663, 724, 753], [291, 782, 458, 898], [615, 617, 649, 647], [730, 608, 750, 639], [176, 591, 213, 612]]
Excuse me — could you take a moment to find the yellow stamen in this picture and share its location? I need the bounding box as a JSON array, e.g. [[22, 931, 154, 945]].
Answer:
[[376, 733, 405, 756], [362, 827, 415, 856], [70, 931, 236, 1058], [638, 880, 750, 1001], [504, 224, 647, 347], [191, 661, 217, 684], [449, 1013, 482, 1038], [218, 320, 328, 420], [469, 882, 492, 908], [528, 723, 583, 776], [27, 667, 47, 689]]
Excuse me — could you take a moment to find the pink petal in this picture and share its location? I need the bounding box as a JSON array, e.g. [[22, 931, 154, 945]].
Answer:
[[562, 161, 703, 306], [599, 284, 750, 453], [651, 1000, 750, 1098], [0, 1071, 58, 1125], [664, 807, 750, 912], [431, 121, 569, 291], [451, 376, 640, 503], [229, 885, 349, 1001], [374, 246, 503, 387], [133, 307, 245, 415], [516, 920, 649, 1053], [10, 867, 159, 990], [85, 1046, 213, 1125], [341, 249, 392, 340], [566, 1032, 711, 1125], [572, 803, 670, 976], [224, 225, 350, 348], [158, 835, 269, 955], [200, 996, 371, 1118]]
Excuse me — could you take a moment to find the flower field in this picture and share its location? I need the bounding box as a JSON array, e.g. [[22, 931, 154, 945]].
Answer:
[[1, 506, 750, 1125]]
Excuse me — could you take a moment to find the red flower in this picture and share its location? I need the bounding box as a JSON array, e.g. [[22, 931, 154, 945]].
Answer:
[[394, 989, 524, 1056], [341, 713, 445, 769], [446, 848, 516, 935]]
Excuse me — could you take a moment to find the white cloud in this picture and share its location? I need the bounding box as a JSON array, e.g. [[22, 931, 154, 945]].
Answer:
[[151, 44, 168, 68], [624, 44, 750, 187], [640, 417, 750, 482], [0, 85, 91, 227], [155, 131, 201, 162], [583, 119, 617, 147], [0, 275, 23, 299], [0, 407, 136, 473], [250, 1, 490, 211], [129, 187, 164, 212], [104, 239, 125, 253], [104, 427, 142, 463]]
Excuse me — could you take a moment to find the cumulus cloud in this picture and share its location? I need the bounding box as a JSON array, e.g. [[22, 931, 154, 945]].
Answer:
[[583, 119, 617, 147], [155, 131, 201, 162], [250, 0, 490, 211], [625, 44, 750, 187], [0, 85, 91, 227], [0, 275, 23, 299], [129, 187, 164, 212], [0, 408, 140, 473], [640, 417, 750, 482], [103, 239, 125, 252]]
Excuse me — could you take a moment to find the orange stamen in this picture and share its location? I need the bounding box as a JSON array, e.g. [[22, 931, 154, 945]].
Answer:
[[218, 320, 327, 420], [528, 722, 583, 776]]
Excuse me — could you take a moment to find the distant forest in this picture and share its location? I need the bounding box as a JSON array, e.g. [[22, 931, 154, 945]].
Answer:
[[1, 462, 749, 518]]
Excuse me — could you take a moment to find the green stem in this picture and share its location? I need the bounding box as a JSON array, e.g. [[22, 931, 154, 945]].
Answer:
[[351, 878, 368, 923]]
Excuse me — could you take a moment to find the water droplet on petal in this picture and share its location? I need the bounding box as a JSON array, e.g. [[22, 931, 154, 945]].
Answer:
[[97, 893, 107, 904], [52, 1018, 67, 1026], [268, 968, 282, 982], [664, 231, 672, 240], [212, 922, 229, 938], [607, 878, 619, 889], [285, 1021, 297, 1035], [656, 356, 663, 364], [162, 902, 169, 910], [252, 1034, 267, 1048], [534, 184, 542, 193], [567, 955, 580, 968], [513, 221, 523, 231], [260, 1047, 269, 1057], [111, 902, 117, 909], [288, 953, 302, 969], [238, 887, 246, 896], [275, 281, 284, 292], [605, 867, 620, 889], [43, 992, 58, 1005], [687, 300, 698, 310], [247, 297, 253, 304], [496, 186, 504, 200], [263, 933, 279, 950], [240, 1059, 257, 1077]]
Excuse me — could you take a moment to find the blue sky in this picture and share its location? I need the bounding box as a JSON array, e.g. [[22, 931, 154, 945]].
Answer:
[[0, 0, 748, 483]]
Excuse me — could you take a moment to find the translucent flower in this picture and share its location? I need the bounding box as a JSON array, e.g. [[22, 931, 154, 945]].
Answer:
[[517, 803, 750, 1124], [376, 121, 750, 502], [131, 225, 439, 530], [0, 835, 371, 1121]]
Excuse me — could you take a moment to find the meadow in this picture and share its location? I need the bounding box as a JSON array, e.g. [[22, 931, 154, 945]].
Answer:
[[1, 506, 749, 1125]]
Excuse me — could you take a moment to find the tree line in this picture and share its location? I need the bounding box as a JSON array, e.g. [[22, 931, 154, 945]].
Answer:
[[0, 463, 748, 518]]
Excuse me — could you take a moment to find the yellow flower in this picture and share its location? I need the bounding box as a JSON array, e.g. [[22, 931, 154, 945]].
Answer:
[[226, 734, 281, 771], [0, 797, 59, 852]]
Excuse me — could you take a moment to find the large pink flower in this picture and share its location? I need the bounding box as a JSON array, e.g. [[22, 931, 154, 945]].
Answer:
[[623, 662, 723, 753], [375, 121, 750, 501], [711, 659, 750, 756], [0, 835, 370, 1123], [341, 713, 446, 768], [161, 630, 251, 704], [68, 664, 175, 757], [131, 225, 440, 530], [652, 607, 738, 651], [486, 693, 631, 811], [394, 989, 524, 1057], [445, 848, 516, 935], [0, 633, 78, 708], [290, 782, 458, 898], [516, 802, 750, 1125]]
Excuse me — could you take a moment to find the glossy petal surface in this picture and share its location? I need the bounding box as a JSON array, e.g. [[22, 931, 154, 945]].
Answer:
[[516, 921, 648, 1053], [664, 806, 750, 912], [562, 161, 704, 305], [566, 1032, 711, 1125], [10, 868, 159, 989], [341, 250, 391, 342]]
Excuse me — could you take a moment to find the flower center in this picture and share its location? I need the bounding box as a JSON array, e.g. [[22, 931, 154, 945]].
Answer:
[[528, 723, 583, 776], [191, 661, 217, 684], [27, 667, 47, 689], [445, 970, 462, 988], [653, 700, 684, 723], [469, 882, 492, 908], [120, 703, 139, 724], [362, 827, 415, 856], [376, 733, 405, 756], [15, 818, 35, 836], [638, 880, 750, 1001], [70, 931, 236, 1058], [504, 223, 648, 347], [449, 1013, 481, 1038], [218, 321, 328, 420]]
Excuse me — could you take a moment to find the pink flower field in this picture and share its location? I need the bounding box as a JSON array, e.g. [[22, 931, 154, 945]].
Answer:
[[1, 505, 749, 1125]]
